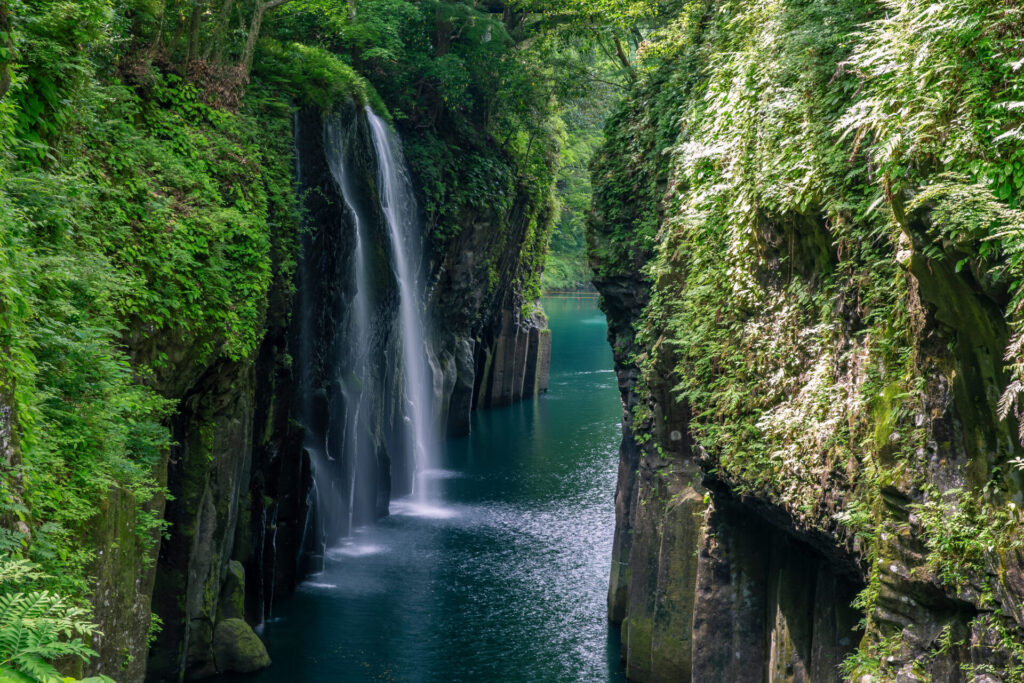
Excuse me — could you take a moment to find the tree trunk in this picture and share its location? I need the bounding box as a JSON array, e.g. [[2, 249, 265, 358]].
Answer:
[[185, 0, 204, 64], [0, 0, 11, 101], [204, 0, 235, 62], [169, 0, 188, 58], [241, 0, 293, 76], [148, 0, 167, 57], [434, 8, 452, 57], [613, 36, 633, 76]]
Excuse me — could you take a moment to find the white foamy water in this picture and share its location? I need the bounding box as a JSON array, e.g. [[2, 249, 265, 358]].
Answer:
[[326, 543, 388, 559], [390, 499, 458, 520]]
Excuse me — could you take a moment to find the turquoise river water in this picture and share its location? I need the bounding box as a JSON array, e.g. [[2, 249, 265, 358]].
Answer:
[[246, 296, 624, 682]]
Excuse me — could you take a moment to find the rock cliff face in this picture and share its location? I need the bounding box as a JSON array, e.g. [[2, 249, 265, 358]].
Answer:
[[138, 102, 550, 681], [591, 2, 1024, 681], [426, 160, 554, 432]]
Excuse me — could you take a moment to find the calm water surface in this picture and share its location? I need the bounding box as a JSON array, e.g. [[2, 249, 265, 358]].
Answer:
[[247, 296, 624, 682]]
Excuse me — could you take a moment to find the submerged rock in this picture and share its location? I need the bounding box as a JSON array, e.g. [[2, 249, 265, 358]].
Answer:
[[212, 619, 271, 674]]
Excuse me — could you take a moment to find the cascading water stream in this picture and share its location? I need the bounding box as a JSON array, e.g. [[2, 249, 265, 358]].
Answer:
[[324, 117, 376, 537], [294, 106, 441, 568], [365, 107, 440, 504]]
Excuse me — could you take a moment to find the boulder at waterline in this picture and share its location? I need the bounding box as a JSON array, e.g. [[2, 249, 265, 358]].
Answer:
[[213, 619, 271, 674]]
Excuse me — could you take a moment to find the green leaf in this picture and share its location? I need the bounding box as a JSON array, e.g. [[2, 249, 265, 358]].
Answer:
[[0, 666, 35, 683]]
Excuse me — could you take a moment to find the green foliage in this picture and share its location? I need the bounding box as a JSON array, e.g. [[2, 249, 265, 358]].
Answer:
[[588, 0, 707, 281], [911, 487, 1023, 589], [0, 557, 108, 683], [254, 39, 384, 113], [836, 0, 1024, 206], [543, 103, 605, 291], [7, 0, 116, 162], [0, 52, 301, 601], [269, 0, 565, 284], [0, 1, 302, 672], [592, 0, 1024, 675]]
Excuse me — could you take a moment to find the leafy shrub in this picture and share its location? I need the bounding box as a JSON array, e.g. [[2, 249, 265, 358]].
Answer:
[[0, 557, 113, 683]]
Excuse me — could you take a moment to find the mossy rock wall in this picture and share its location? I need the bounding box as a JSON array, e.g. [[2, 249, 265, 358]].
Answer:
[[591, 0, 1024, 680], [147, 360, 256, 680]]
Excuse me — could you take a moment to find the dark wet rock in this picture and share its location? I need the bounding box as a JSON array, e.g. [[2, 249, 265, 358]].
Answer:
[[219, 561, 246, 621], [212, 619, 271, 674]]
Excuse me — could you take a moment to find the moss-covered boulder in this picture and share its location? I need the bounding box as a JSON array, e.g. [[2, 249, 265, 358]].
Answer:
[[212, 619, 271, 674]]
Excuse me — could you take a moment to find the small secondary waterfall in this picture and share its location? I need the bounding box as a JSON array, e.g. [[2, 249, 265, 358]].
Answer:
[[323, 116, 378, 540], [366, 107, 440, 503]]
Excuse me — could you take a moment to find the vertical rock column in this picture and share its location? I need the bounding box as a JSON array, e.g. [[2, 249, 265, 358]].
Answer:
[[148, 361, 259, 680], [510, 319, 530, 403], [522, 321, 551, 398], [486, 311, 515, 407], [476, 309, 551, 410], [691, 505, 769, 683], [621, 459, 703, 683], [522, 327, 541, 397], [690, 502, 862, 683], [87, 485, 167, 682], [536, 328, 551, 394]]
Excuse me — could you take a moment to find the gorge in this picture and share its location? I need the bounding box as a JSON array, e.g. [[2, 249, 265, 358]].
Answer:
[[245, 295, 621, 682], [4, 1, 1024, 682]]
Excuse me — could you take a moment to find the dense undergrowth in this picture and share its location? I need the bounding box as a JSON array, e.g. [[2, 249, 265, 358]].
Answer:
[[0, 2, 312, 678], [0, 0, 584, 678], [592, 0, 1024, 678]]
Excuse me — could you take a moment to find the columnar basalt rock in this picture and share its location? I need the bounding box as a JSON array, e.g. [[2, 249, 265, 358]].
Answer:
[[474, 308, 551, 411], [536, 329, 552, 395]]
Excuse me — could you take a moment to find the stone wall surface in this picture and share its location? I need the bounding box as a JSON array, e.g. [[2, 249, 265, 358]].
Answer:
[[587, 2, 1024, 679]]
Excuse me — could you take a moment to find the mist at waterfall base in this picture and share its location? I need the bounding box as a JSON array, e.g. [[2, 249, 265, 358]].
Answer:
[[246, 297, 624, 682]]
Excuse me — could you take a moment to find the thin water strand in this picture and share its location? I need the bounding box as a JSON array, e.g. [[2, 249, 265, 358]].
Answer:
[[324, 117, 378, 540]]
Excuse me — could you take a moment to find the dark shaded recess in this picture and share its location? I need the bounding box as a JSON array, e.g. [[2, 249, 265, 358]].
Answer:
[[692, 497, 864, 683], [702, 476, 865, 586], [242, 311, 311, 633]]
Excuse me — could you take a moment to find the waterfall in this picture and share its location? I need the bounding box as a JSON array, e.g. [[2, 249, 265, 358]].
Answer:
[[324, 117, 378, 535], [292, 106, 441, 570], [366, 107, 440, 503]]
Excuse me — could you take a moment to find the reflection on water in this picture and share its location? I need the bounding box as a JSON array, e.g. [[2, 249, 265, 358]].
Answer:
[[244, 297, 624, 682]]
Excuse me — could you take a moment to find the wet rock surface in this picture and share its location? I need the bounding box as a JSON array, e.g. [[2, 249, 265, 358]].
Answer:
[[212, 619, 271, 674]]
